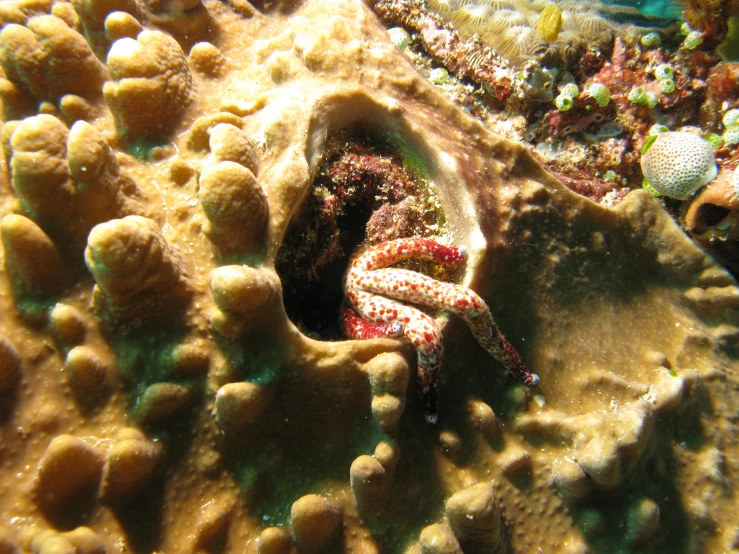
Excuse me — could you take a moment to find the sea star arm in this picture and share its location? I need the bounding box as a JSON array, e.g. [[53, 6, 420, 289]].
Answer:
[[345, 289, 443, 424], [352, 268, 540, 386], [340, 304, 404, 339], [343, 236, 538, 425], [351, 237, 467, 272]]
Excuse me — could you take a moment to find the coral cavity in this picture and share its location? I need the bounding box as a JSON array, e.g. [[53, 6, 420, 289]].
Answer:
[[276, 127, 450, 339]]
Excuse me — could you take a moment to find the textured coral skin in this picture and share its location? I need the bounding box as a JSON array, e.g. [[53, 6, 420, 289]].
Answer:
[[343, 237, 539, 424], [1, 0, 739, 551]]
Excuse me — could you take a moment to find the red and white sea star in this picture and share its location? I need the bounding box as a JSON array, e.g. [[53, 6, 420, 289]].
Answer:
[[342, 237, 540, 424]]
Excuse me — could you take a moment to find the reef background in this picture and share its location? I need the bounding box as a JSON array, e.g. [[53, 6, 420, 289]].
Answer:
[[0, 0, 737, 553]]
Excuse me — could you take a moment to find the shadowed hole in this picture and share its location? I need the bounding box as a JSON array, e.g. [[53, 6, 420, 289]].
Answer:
[[275, 125, 455, 340]]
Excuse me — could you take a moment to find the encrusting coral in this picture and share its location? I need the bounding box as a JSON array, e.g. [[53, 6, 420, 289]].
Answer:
[[0, 0, 738, 553]]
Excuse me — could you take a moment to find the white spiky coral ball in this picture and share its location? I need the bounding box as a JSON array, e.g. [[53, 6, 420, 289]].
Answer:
[[640, 131, 717, 200]]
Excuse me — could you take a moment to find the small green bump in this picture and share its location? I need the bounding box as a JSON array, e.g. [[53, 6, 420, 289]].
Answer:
[[586, 83, 610, 107], [722, 108, 739, 128], [681, 21, 693, 35], [704, 132, 723, 150], [554, 93, 573, 111], [388, 27, 410, 50], [559, 82, 579, 98], [628, 86, 647, 105], [659, 78, 675, 94], [640, 31, 661, 47], [723, 129, 739, 146], [684, 30, 704, 49], [649, 124, 669, 136], [645, 91, 658, 108], [642, 178, 662, 198], [641, 134, 658, 154], [603, 170, 618, 181], [654, 63, 673, 81], [429, 67, 448, 85]]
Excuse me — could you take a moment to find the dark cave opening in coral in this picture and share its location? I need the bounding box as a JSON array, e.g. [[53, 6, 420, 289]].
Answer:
[[275, 127, 449, 340]]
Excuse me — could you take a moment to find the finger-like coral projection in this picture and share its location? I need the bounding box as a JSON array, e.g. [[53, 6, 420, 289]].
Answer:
[[103, 30, 193, 141], [34, 429, 164, 522], [84, 215, 183, 318], [445, 482, 503, 553], [0, 336, 21, 394], [289, 494, 342, 554], [0, 14, 106, 118], [29, 526, 106, 554], [419, 523, 462, 554], [199, 123, 268, 260], [344, 237, 539, 423], [71, 0, 141, 55], [0, 214, 65, 303], [210, 264, 283, 337], [9, 115, 145, 252]]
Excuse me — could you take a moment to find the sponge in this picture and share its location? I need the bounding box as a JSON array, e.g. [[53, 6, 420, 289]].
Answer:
[[640, 131, 717, 200]]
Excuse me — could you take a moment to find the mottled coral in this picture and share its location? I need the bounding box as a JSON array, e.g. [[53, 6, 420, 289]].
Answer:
[[641, 131, 718, 198], [0, 0, 737, 553]]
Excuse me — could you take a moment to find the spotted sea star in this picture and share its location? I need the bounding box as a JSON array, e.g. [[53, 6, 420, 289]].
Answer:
[[342, 237, 539, 424]]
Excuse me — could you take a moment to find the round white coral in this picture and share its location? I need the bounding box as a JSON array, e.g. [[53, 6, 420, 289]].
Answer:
[[640, 131, 717, 200]]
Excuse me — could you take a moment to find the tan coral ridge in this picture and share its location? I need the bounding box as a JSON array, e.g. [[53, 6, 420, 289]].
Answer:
[[0, 0, 737, 553]]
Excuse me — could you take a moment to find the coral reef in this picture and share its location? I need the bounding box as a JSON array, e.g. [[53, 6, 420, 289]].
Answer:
[[0, 0, 737, 553]]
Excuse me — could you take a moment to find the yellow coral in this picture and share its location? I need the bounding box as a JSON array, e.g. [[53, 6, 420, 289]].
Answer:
[[536, 4, 563, 41]]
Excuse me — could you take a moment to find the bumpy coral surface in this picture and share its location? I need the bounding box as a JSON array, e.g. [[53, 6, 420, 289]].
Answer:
[[0, 0, 738, 553]]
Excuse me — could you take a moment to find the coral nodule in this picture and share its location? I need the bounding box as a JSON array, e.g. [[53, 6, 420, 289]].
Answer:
[[0, 0, 737, 553]]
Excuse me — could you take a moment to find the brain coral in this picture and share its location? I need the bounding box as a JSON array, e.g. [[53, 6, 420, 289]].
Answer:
[[0, 0, 737, 553]]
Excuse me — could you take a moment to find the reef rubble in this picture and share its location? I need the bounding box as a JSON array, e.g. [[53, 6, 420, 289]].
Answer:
[[0, 0, 738, 553]]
